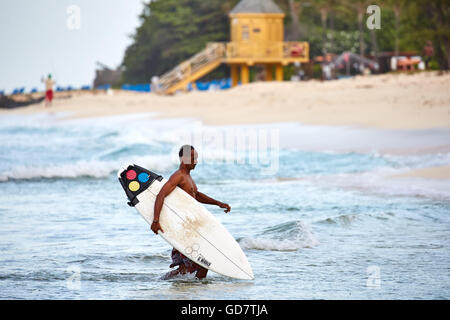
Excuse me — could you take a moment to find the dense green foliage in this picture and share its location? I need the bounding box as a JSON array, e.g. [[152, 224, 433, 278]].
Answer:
[[122, 0, 238, 83], [121, 0, 450, 83]]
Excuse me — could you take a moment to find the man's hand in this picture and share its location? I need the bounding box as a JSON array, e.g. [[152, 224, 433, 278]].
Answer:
[[151, 220, 164, 234], [218, 202, 231, 213]]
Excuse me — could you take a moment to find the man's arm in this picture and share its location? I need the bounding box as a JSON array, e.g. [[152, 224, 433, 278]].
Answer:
[[151, 172, 183, 234], [196, 191, 231, 213]]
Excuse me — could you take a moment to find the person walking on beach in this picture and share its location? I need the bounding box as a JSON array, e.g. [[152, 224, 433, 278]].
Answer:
[[422, 40, 434, 70], [322, 55, 334, 81], [41, 74, 55, 107], [151, 145, 231, 280]]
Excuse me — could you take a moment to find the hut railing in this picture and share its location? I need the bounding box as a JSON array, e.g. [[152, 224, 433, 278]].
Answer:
[[225, 41, 309, 60]]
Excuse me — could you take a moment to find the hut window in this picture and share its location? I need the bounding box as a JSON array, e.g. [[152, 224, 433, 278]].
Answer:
[[242, 25, 249, 40], [253, 28, 260, 33]]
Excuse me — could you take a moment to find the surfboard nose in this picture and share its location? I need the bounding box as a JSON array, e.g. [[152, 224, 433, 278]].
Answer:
[[229, 255, 254, 280], [242, 261, 254, 280], [248, 268, 254, 280], [235, 267, 254, 280]]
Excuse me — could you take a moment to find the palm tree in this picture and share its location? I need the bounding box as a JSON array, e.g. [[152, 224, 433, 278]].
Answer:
[[381, 0, 407, 59], [392, 2, 401, 59], [338, 0, 369, 62], [314, 0, 343, 55], [355, 0, 368, 59], [287, 0, 302, 40], [312, 0, 332, 55]]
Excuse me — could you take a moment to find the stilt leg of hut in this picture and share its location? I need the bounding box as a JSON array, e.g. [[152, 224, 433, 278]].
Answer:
[[265, 64, 273, 81], [231, 65, 239, 87], [241, 64, 249, 84], [275, 64, 283, 81]]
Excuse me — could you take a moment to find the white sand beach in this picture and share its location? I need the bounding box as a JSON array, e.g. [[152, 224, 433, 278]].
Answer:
[[1, 71, 449, 130]]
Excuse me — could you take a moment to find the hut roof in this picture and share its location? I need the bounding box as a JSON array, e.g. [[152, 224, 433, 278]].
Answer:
[[230, 0, 284, 14]]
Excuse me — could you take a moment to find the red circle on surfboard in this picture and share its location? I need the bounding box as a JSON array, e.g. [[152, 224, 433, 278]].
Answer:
[[126, 170, 137, 180]]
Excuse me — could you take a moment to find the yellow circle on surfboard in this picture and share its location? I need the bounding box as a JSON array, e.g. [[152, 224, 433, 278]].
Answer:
[[128, 181, 140, 192]]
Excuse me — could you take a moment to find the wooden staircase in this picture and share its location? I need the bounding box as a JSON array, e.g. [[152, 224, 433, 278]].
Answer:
[[155, 43, 226, 95]]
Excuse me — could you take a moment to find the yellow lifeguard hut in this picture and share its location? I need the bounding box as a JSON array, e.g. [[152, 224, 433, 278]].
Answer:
[[157, 0, 309, 94]]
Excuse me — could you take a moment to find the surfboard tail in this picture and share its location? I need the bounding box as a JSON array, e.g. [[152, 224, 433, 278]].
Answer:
[[117, 164, 163, 207]]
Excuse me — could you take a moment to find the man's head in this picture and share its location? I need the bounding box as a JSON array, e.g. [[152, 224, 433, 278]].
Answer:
[[179, 145, 198, 170], [48, 74, 52, 79]]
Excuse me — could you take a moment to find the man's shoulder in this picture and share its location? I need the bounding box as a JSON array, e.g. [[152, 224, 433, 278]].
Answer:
[[169, 170, 185, 182]]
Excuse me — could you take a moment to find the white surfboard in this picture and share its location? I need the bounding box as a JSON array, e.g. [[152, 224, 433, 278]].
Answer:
[[118, 164, 254, 280]]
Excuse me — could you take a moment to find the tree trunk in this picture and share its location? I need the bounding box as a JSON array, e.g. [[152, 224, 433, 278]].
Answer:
[[320, 7, 328, 55], [441, 36, 450, 70], [358, 9, 364, 58], [393, 6, 400, 59], [446, 39, 450, 70], [370, 29, 378, 64], [288, 0, 301, 40], [432, 2, 450, 70], [329, 10, 335, 53]]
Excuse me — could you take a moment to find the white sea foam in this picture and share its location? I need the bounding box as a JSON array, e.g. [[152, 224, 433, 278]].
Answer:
[[301, 166, 450, 200], [239, 221, 320, 251], [0, 160, 118, 181], [239, 238, 306, 251], [0, 155, 176, 181]]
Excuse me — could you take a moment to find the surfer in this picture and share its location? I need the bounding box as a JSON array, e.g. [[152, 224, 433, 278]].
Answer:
[[151, 145, 231, 279]]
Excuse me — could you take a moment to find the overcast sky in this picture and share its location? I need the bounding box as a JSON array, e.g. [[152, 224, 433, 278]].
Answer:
[[0, 0, 145, 93]]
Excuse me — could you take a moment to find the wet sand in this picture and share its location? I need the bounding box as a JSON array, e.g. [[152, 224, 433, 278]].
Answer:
[[392, 165, 450, 180]]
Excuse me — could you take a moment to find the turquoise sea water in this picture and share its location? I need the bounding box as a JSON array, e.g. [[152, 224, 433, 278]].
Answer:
[[0, 112, 449, 299]]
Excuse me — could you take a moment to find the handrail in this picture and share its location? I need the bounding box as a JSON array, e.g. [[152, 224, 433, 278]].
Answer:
[[155, 41, 309, 93], [157, 43, 226, 92]]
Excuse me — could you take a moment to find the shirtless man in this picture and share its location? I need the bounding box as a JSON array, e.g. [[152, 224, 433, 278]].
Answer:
[[151, 145, 231, 279], [41, 74, 55, 107]]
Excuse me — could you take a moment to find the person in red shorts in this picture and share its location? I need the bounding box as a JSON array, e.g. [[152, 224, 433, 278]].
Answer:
[[42, 74, 55, 107]]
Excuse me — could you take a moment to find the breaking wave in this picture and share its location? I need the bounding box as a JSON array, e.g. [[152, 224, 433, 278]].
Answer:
[[0, 155, 176, 182], [238, 220, 319, 251]]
